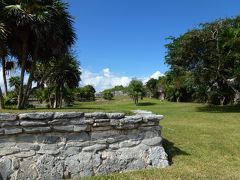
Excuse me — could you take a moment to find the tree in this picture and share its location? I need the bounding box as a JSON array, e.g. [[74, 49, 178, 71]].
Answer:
[[146, 78, 158, 98], [128, 80, 144, 105], [102, 89, 114, 100], [9, 76, 21, 94], [75, 85, 96, 101], [165, 17, 240, 105], [0, 0, 76, 109], [46, 54, 81, 108]]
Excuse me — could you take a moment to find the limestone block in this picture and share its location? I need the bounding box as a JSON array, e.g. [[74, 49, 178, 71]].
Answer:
[[19, 112, 54, 120], [148, 146, 169, 167], [106, 113, 125, 119], [20, 121, 47, 126], [142, 137, 162, 146], [53, 125, 74, 132], [4, 127, 22, 135], [119, 140, 141, 148], [0, 113, 17, 121], [54, 112, 84, 119], [73, 125, 90, 132], [82, 144, 107, 152], [0, 121, 19, 127], [14, 150, 36, 158], [85, 112, 107, 119], [0, 157, 12, 180], [36, 154, 64, 180], [23, 127, 51, 133]]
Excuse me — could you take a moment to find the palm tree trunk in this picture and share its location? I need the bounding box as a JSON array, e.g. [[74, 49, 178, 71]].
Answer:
[[21, 44, 39, 108], [2, 57, 8, 95], [17, 44, 27, 109], [0, 86, 4, 109], [54, 86, 60, 108]]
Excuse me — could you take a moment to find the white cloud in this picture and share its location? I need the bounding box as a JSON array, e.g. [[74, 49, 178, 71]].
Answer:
[[150, 71, 163, 79], [81, 68, 132, 92], [81, 68, 164, 92], [142, 71, 164, 84]]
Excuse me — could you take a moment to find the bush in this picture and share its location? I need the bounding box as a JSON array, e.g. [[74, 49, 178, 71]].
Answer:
[[102, 90, 114, 100]]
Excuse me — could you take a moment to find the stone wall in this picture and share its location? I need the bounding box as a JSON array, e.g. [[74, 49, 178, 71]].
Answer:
[[0, 112, 168, 180]]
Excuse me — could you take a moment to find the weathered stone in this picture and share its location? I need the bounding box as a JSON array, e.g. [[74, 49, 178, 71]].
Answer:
[[85, 112, 107, 119], [109, 143, 119, 150], [54, 112, 84, 119], [143, 114, 164, 122], [106, 113, 125, 119], [13, 158, 38, 180], [0, 121, 19, 127], [110, 119, 120, 126], [82, 144, 107, 152], [65, 152, 93, 178], [148, 146, 169, 167], [142, 137, 162, 146], [19, 112, 54, 120], [120, 115, 143, 124], [70, 118, 94, 125], [0, 157, 12, 180], [36, 134, 61, 144], [91, 130, 122, 140], [93, 122, 110, 127], [91, 126, 112, 131], [0, 113, 17, 121], [119, 140, 141, 148], [16, 143, 40, 151], [12, 158, 20, 170], [48, 118, 70, 125], [73, 125, 89, 132], [66, 141, 92, 148], [14, 150, 36, 158], [0, 111, 168, 179], [4, 127, 22, 135], [106, 136, 127, 144], [0, 128, 4, 135], [53, 125, 73, 132], [0, 147, 19, 156], [62, 147, 80, 157], [24, 127, 51, 133], [38, 144, 60, 155], [20, 120, 47, 126], [94, 119, 110, 123], [36, 154, 64, 180]]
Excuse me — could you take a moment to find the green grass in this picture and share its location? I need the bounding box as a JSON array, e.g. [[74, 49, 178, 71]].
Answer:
[[1, 97, 240, 179]]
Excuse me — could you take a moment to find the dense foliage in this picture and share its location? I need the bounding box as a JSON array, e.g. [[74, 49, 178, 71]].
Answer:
[[164, 17, 240, 105]]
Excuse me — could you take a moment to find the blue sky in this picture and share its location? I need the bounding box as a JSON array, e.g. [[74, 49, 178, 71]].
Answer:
[[2, 0, 239, 92]]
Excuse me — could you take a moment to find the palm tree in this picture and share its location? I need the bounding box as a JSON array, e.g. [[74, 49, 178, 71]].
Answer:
[[46, 54, 81, 108], [0, 21, 8, 95], [0, 0, 76, 109], [0, 22, 6, 109]]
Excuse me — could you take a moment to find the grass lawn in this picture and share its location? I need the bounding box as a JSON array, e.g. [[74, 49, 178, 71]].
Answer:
[[1, 97, 240, 179]]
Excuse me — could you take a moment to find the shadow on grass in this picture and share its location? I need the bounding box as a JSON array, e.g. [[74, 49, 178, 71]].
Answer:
[[162, 138, 190, 165], [137, 102, 157, 106], [197, 105, 240, 113]]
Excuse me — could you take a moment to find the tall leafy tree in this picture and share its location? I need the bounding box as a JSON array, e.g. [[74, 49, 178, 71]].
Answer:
[[165, 17, 240, 105], [128, 79, 144, 105], [46, 54, 81, 108], [0, 0, 76, 109]]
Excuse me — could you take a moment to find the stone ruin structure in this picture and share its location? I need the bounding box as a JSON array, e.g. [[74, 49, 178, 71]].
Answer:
[[0, 111, 168, 180]]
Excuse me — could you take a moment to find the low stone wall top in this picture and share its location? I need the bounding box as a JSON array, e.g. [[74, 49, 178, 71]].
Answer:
[[0, 112, 168, 180], [0, 112, 164, 135]]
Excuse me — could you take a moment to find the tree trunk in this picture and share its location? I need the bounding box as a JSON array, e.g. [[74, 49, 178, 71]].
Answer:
[[0, 86, 4, 109], [220, 96, 226, 106], [2, 57, 8, 96], [176, 96, 180, 102], [54, 86, 60, 108], [17, 44, 27, 109]]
